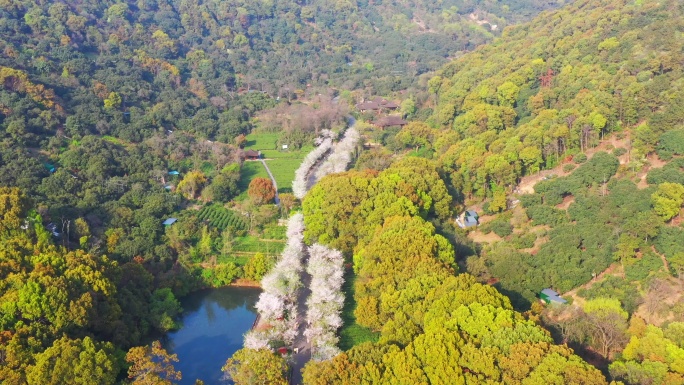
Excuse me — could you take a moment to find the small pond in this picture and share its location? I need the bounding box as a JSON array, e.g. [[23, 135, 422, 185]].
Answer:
[[162, 286, 261, 385]]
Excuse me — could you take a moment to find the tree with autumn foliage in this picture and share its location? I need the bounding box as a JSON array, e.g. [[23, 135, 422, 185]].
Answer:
[[248, 177, 276, 205], [125, 341, 182, 385], [177, 171, 208, 200], [222, 348, 288, 385]]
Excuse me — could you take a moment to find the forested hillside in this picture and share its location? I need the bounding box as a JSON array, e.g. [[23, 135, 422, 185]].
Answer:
[[428, 0, 684, 199], [3, 0, 684, 383]]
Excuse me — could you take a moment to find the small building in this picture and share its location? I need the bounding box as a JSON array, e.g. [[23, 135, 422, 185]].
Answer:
[[456, 210, 479, 229], [243, 150, 261, 160], [162, 218, 177, 226], [539, 288, 568, 305], [168, 170, 180, 176], [356, 97, 400, 112], [46, 223, 60, 237], [372, 115, 408, 129]]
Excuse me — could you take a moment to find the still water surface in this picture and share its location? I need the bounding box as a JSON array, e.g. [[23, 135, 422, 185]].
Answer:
[[163, 286, 260, 385]]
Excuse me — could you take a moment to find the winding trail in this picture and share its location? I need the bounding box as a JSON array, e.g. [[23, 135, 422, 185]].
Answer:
[[260, 158, 280, 206]]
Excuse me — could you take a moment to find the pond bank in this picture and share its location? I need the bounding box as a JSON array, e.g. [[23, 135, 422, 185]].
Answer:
[[163, 286, 261, 385]]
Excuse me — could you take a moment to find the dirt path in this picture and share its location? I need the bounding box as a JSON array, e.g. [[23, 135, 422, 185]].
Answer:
[[516, 134, 631, 195], [260, 159, 280, 206], [468, 231, 501, 244], [636, 153, 668, 189], [563, 263, 622, 306]]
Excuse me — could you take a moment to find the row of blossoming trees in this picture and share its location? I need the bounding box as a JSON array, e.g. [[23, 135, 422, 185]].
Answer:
[[292, 130, 335, 199], [233, 124, 359, 380], [304, 244, 345, 361], [245, 213, 305, 349]]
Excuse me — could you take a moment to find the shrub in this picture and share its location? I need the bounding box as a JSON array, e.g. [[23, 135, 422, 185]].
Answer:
[[519, 193, 542, 208], [511, 233, 536, 249], [488, 219, 513, 238], [563, 163, 576, 173], [613, 147, 627, 157], [526, 205, 567, 227], [574, 153, 588, 164], [624, 251, 664, 282], [244, 253, 274, 281], [658, 129, 684, 156]]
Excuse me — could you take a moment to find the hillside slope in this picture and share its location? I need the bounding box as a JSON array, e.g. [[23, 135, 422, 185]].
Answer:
[[429, 0, 684, 198]]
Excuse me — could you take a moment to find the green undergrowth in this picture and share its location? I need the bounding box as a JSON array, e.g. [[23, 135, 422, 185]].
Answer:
[[339, 271, 379, 350]]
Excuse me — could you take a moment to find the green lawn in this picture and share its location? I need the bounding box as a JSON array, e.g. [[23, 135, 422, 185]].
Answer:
[[339, 271, 379, 350], [217, 255, 251, 266], [237, 161, 270, 196], [242, 132, 314, 193], [264, 159, 300, 193], [232, 235, 285, 255]]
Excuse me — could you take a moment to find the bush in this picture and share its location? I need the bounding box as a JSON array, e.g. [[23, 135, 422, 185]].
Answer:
[[488, 219, 513, 237], [613, 147, 627, 157], [657, 129, 684, 155], [576, 275, 642, 315], [244, 253, 275, 281], [511, 233, 536, 249], [213, 263, 243, 286], [624, 252, 664, 282], [646, 159, 684, 185], [574, 153, 588, 164], [526, 205, 567, 227], [519, 193, 542, 208], [563, 163, 576, 173]]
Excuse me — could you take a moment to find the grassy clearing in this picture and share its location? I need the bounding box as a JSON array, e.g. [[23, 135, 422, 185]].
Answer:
[[232, 235, 285, 255], [217, 255, 251, 266], [265, 160, 300, 193], [243, 132, 314, 193], [339, 270, 379, 350], [237, 161, 270, 199]]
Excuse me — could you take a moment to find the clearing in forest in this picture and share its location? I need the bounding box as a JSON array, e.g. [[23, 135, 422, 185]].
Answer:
[[242, 132, 315, 193]]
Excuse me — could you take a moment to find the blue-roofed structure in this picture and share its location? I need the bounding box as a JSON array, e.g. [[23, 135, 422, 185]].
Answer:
[[456, 210, 479, 229], [162, 218, 178, 226], [539, 288, 567, 305], [168, 170, 180, 176]]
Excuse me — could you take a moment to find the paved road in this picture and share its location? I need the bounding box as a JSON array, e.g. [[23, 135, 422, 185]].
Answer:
[[289, 116, 357, 384], [260, 159, 280, 206], [289, 254, 312, 384]]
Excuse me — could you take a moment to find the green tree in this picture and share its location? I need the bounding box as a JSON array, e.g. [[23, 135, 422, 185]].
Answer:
[[149, 288, 182, 332], [103, 92, 122, 110], [177, 171, 208, 200], [652, 183, 684, 221], [0, 187, 28, 233], [26, 336, 119, 385], [243, 253, 272, 281]]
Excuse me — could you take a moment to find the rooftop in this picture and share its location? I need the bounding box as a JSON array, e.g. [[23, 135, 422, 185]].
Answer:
[[372, 115, 408, 128], [162, 218, 178, 226]]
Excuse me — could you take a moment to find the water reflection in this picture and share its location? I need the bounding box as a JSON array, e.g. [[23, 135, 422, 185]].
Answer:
[[163, 286, 261, 385]]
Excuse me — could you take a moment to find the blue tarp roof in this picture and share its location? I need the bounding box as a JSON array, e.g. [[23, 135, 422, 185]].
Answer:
[[162, 218, 178, 226], [540, 288, 568, 304], [168, 171, 180, 175]]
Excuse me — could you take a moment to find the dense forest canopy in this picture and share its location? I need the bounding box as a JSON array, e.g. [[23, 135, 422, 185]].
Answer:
[[2, 0, 684, 383], [429, 0, 684, 199]]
